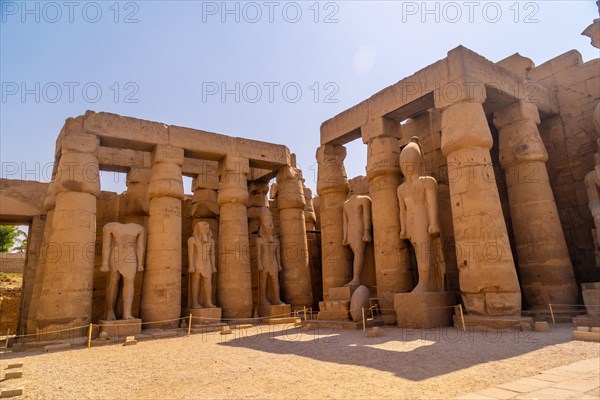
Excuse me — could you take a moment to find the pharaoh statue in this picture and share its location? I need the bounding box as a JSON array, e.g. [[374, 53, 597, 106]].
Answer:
[[342, 194, 373, 286], [187, 221, 217, 309], [584, 103, 600, 263], [100, 222, 145, 320], [257, 207, 285, 306], [397, 136, 444, 292]]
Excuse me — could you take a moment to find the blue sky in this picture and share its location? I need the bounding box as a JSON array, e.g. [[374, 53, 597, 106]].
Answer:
[[1, 0, 598, 194]]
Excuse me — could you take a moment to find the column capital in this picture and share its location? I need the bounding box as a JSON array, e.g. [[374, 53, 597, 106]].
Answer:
[[218, 156, 249, 206], [152, 145, 184, 166], [316, 144, 349, 196], [148, 146, 184, 200], [492, 101, 540, 130], [220, 155, 249, 175], [434, 79, 487, 110], [361, 117, 401, 144], [440, 100, 493, 156]]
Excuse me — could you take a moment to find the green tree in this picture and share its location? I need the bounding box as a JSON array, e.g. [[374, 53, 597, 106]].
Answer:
[[0, 225, 26, 253]]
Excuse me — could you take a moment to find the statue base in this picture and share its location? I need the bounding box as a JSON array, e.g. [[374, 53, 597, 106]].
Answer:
[[99, 319, 142, 340], [317, 286, 359, 321], [258, 304, 291, 318], [188, 308, 222, 325], [453, 314, 534, 331], [394, 292, 455, 329]]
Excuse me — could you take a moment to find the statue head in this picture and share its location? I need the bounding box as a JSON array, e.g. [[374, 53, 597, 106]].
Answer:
[[259, 207, 275, 240], [193, 221, 213, 242], [399, 136, 423, 177]]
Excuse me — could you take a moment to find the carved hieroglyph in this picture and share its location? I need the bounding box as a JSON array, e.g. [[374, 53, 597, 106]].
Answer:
[[100, 222, 145, 320]]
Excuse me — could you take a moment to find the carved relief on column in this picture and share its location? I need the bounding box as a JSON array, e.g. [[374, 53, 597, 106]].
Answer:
[[437, 85, 521, 317], [217, 156, 253, 318], [316, 144, 352, 299], [362, 117, 409, 313], [248, 181, 269, 311], [190, 164, 220, 309], [26, 179, 58, 335], [275, 164, 313, 308], [36, 125, 100, 337], [494, 101, 578, 310], [141, 145, 184, 327]]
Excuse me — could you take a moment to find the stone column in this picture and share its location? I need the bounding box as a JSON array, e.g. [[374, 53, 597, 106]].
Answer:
[[276, 164, 313, 308], [362, 117, 411, 313], [124, 167, 151, 226], [36, 130, 100, 336], [191, 164, 220, 308], [316, 144, 352, 298], [141, 145, 184, 327], [123, 167, 151, 319], [26, 179, 58, 335], [248, 181, 269, 310], [493, 102, 578, 310], [437, 89, 521, 317], [217, 155, 253, 318]]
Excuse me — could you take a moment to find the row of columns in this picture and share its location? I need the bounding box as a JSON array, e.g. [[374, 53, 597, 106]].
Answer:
[[317, 88, 577, 317], [33, 139, 313, 333]]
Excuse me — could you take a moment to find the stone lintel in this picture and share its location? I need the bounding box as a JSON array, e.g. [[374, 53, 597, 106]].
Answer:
[[81, 111, 289, 168]]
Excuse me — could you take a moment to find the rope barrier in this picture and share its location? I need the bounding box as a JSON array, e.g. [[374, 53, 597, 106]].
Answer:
[[8, 301, 595, 345]]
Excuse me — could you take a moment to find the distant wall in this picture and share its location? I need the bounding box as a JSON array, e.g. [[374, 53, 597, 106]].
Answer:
[[0, 253, 26, 274]]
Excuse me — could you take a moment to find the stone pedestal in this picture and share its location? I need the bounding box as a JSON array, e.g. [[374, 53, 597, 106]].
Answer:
[[453, 314, 534, 331], [141, 145, 184, 327], [189, 308, 222, 325], [316, 145, 353, 298], [258, 304, 291, 318], [394, 292, 455, 329], [437, 90, 521, 317], [99, 319, 142, 339], [494, 102, 578, 311], [362, 118, 411, 314], [317, 286, 358, 320], [573, 282, 600, 327]]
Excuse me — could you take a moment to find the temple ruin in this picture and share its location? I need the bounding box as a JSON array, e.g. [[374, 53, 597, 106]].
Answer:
[[2, 43, 599, 341]]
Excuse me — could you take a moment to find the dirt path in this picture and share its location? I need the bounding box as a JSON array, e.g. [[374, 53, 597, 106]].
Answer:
[[2, 323, 598, 399]]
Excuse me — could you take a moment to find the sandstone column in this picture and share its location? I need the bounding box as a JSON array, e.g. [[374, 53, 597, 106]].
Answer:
[[124, 167, 151, 319], [191, 164, 220, 307], [36, 130, 100, 336], [316, 145, 352, 298], [276, 164, 313, 308], [437, 88, 521, 317], [26, 179, 58, 335], [124, 167, 151, 226], [362, 117, 411, 313], [217, 156, 253, 318], [248, 181, 269, 310], [493, 102, 578, 310], [141, 145, 184, 327]]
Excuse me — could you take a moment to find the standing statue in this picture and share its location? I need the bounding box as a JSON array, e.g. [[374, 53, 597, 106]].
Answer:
[[584, 103, 600, 264], [257, 207, 285, 306], [342, 195, 373, 286], [100, 222, 145, 320], [188, 221, 217, 309], [397, 136, 444, 293]]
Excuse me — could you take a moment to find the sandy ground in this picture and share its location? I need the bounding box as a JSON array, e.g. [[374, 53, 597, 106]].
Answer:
[[1, 323, 598, 399]]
